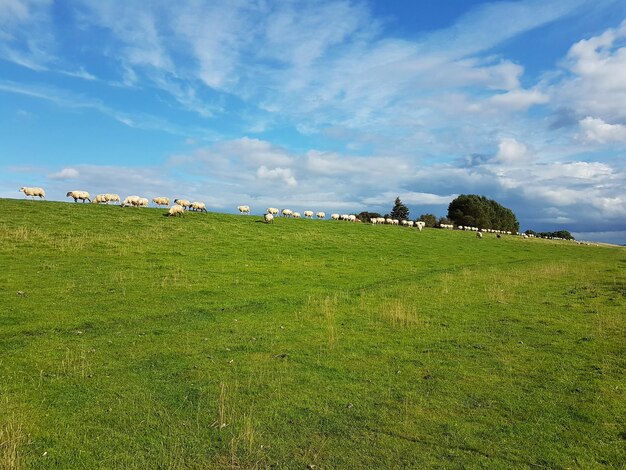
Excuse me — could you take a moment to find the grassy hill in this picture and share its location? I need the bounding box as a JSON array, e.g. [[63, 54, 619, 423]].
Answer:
[[1, 198, 624, 468]]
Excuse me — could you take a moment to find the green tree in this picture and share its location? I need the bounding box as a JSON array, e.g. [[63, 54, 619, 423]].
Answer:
[[418, 213, 438, 227], [357, 211, 381, 222], [448, 194, 519, 232], [390, 197, 409, 221]]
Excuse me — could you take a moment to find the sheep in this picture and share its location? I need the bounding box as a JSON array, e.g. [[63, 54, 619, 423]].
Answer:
[[167, 204, 184, 217], [370, 218, 378, 224], [330, 213, 340, 220], [19, 187, 45, 199], [377, 217, 385, 224], [392, 219, 399, 225], [122, 195, 141, 207], [281, 209, 293, 217], [267, 207, 279, 215], [190, 201, 207, 212], [476, 231, 483, 238], [316, 212, 325, 219], [304, 210, 314, 218], [292, 212, 301, 218], [66, 190, 91, 203], [105, 194, 120, 204], [407, 220, 414, 227], [264, 213, 274, 224], [92, 194, 108, 204], [401, 220, 408, 226], [415, 221, 425, 231], [174, 199, 192, 210], [138, 198, 149, 207], [153, 197, 170, 207], [238, 205, 250, 214]]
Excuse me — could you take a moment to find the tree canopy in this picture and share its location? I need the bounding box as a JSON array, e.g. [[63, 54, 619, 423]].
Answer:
[[447, 194, 519, 232]]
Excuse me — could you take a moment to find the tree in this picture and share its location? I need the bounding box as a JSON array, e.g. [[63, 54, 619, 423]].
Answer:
[[357, 211, 381, 222], [447, 194, 519, 232], [438, 216, 452, 226], [390, 197, 409, 221], [418, 213, 438, 227]]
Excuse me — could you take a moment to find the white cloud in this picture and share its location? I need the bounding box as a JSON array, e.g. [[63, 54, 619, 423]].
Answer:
[[495, 138, 531, 164], [48, 167, 79, 180], [256, 166, 297, 187], [579, 116, 626, 144], [363, 191, 456, 206]]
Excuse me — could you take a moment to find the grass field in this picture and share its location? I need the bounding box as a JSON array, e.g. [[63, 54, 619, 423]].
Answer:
[[1, 198, 624, 468]]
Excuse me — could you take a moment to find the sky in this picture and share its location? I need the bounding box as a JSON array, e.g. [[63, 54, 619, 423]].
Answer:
[[1, 0, 626, 244]]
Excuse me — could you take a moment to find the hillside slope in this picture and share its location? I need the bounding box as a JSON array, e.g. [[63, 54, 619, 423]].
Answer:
[[1, 199, 624, 468]]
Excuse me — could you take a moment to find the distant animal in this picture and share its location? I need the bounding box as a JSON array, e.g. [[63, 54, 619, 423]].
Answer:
[[152, 197, 170, 207], [92, 194, 108, 204], [138, 198, 149, 207], [238, 205, 250, 214], [304, 210, 314, 218], [105, 194, 120, 204], [292, 212, 301, 218], [316, 212, 325, 219], [330, 214, 340, 220], [167, 205, 184, 217], [415, 221, 425, 231], [477, 232, 483, 238], [190, 201, 207, 212], [264, 213, 274, 224], [174, 199, 192, 210], [267, 207, 279, 215], [281, 209, 293, 217], [122, 195, 141, 207], [19, 187, 45, 199], [66, 190, 91, 203]]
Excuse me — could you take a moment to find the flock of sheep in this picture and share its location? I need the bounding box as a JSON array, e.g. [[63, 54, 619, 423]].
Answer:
[[18, 186, 518, 237]]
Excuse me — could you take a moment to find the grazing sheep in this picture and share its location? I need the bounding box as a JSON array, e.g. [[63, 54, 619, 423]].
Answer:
[[415, 221, 425, 231], [168, 205, 184, 217], [174, 199, 192, 210], [153, 197, 170, 207], [304, 210, 314, 218], [66, 190, 91, 203], [370, 218, 378, 224], [238, 205, 250, 214], [330, 213, 340, 220], [264, 213, 274, 224], [19, 187, 45, 199], [281, 209, 293, 217], [267, 207, 279, 215], [190, 201, 207, 212], [316, 212, 325, 219], [138, 198, 149, 207], [292, 212, 301, 218], [477, 231, 483, 238], [122, 195, 141, 207], [105, 194, 120, 204], [349, 215, 357, 222], [92, 194, 108, 204]]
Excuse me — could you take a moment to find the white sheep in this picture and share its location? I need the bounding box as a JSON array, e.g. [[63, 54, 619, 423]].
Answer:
[[122, 195, 141, 207], [138, 198, 149, 207], [292, 212, 301, 218], [281, 209, 293, 217], [330, 213, 340, 220], [19, 187, 45, 199], [66, 190, 91, 203], [153, 197, 170, 207], [167, 205, 184, 217], [264, 213, 274, 224], [92, 194, 108, 204], [238, 205, 250, 214], [407, 221, 414, 227], [190, 201, 207, 212], [267, 207, 279, 215], [401, 220, 408, 226], [105, 194, 120, 204], [415, 221, 426, 231], [316, 212, 325, 219], [304, 210, 314, 218], [174, 199, 192, 210], [370, 218, 378, 224], [477, 231, 483, 238], [349, 215, 357, 222]]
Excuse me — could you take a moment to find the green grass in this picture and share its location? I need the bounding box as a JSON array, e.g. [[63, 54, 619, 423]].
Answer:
[[1, 198, 624, 468]]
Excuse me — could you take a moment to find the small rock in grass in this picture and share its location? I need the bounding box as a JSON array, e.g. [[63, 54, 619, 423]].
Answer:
[[346, 403, 353, 409]]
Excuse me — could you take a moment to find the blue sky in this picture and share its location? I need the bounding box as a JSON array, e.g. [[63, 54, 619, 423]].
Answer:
[[1, 0, 626, 243]]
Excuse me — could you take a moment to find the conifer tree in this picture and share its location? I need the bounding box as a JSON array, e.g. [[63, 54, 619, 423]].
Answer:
[[390, 197, 409, 221]]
